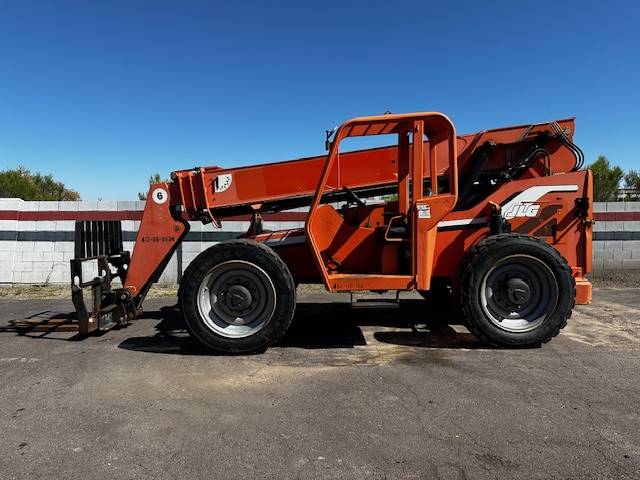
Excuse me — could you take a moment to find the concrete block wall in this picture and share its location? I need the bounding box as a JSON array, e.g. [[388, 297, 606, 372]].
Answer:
[[0, 199, 639, 284], [592, 202, 640, 271], [0, 199, 306, 284]]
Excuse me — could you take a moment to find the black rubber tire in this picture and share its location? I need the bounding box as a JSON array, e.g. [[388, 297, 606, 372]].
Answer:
[[459, 233, 575, 347], [179, 239, 296, 354]]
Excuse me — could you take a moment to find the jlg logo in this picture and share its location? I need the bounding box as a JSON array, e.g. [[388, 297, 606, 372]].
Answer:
[[503, 203, 541, 219]]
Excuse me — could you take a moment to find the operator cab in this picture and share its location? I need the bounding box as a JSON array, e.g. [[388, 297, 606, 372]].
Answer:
[[306, 113, 458, 292]]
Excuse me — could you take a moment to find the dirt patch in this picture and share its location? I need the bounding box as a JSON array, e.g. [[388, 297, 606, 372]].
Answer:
[[0, 284, 69, 298], [0, 283, 178, 299], [589, 270, 640, 288], [566, 293, 640, 346]]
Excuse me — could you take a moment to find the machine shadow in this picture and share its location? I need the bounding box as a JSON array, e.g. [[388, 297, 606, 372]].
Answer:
[[117, 299, 487, 355]]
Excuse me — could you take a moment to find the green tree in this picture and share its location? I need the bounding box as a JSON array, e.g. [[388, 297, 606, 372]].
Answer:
[[138, 173, 167, 200], [624, 169, 640, 200], [0, 166, 80, 200], [589, 155, 623, 202]]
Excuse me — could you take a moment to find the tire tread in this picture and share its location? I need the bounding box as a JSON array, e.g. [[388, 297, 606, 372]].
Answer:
[[459, 233, 575, 347], [179, 239, 296, 353]]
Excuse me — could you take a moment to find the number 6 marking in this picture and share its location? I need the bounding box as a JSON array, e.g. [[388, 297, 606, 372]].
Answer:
[[152, 187, 168, 204]]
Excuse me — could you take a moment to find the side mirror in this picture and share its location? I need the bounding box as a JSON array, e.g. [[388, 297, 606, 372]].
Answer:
[[325, 127, 337, 151]]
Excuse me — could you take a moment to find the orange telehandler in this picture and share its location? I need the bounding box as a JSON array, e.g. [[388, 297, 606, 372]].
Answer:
[[70, 112, 593, 353]]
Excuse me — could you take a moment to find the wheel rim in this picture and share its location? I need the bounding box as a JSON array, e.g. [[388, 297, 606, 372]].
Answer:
[[479, 254, 558, 333], [196, 260, 276, 338]]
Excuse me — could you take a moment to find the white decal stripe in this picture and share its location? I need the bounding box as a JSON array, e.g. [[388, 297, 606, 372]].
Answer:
[[437, 218, 486, 228], [500, 185, 578, 215], [436, 184, 579, 229]]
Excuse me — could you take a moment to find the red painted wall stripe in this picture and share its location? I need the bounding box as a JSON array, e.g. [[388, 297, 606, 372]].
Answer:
[[593, 211, 640, 221], [0, 210, 309, 222]]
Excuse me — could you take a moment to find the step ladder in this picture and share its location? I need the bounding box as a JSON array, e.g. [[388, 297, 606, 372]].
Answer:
[[349, 291, 401, 309]]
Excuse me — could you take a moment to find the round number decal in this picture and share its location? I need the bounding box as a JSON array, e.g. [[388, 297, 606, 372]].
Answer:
[[152, 187, 168, 204]]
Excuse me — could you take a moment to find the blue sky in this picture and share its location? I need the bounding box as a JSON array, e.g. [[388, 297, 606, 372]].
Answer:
[[0, 0, 638, 200]]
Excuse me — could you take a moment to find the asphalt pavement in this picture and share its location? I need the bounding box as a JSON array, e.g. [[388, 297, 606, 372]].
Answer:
[[0, 288, 639, 479]]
